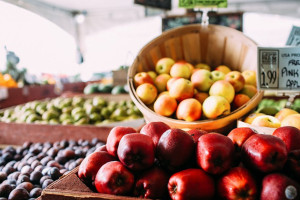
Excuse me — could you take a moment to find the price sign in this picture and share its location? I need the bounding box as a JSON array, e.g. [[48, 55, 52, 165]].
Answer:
[[286, 26, 300, 46], [179, 0, 227, 8], [258, 47, 300, 91]]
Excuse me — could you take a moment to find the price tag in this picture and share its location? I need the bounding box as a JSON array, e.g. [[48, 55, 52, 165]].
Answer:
[[258, 47, 300, 91], [179, 0, 227, 8], [286, 26, 300, 46]]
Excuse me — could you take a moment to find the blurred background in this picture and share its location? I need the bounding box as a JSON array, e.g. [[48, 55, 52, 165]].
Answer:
[[0, 0, 300, 80]]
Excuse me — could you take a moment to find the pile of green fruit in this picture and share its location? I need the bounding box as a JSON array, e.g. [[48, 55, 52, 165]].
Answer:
[[256, 98, 300, 115], [84, 83, 128, 95], [0, 96, 143, 125]]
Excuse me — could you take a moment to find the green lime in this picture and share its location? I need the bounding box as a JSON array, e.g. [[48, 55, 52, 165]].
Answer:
[[111, 85, 126, 95], [89, 113, 103, 122], [92, 97, 107, 107], [72, 96, 85, 107], [74, 117, 89, 125], [84, 84, 99, 94], [26, 114, 40, 123], [71, 107, 85, 116], [98, 83, 113, 93], [42, 110, 59, 121], [256, 106, 279, 116]]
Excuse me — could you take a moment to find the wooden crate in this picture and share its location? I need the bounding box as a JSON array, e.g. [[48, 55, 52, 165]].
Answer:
[[41, 167, 147, 200], [0, 94, 145, 145], [128, 24, 264, 133]]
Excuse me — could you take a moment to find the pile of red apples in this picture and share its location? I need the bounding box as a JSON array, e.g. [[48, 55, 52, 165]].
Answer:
[[78, 122, 300, 200]]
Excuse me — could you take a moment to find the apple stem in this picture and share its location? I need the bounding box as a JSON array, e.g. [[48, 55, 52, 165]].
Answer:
[[172, 184, 177, 194]]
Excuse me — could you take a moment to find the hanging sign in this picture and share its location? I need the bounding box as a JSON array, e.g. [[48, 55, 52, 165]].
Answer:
[[258, 47, 300, 91], [179, 0, 227, 8], [286, 26, 300, 46]]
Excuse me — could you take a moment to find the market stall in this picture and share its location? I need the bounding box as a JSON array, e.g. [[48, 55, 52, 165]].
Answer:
[[0, 0, 300, 200]]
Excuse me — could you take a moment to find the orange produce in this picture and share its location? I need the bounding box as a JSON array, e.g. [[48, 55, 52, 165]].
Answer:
[[176, 98, 202, 121], [154, 93, 177, 117]]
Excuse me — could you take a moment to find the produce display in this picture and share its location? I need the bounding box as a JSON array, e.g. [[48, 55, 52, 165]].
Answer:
[[243, 98, 300, 129], [0, 138, 105, 199], [77, 122, 300, 200], [133, 57, 258, 121], [0, 96, 143, 125], [83, 83, 128, 95]]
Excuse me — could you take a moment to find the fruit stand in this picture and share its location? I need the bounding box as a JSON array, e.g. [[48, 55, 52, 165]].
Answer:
[[1, 1, 300, 200]]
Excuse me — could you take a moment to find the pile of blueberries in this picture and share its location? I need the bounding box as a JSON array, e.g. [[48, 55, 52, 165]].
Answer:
[[0, 138, 105, 200]]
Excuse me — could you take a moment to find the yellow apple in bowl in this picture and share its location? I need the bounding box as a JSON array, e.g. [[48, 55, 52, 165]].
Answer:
[[169, 78, 194, 101], [209, 80, 235, 103], [242, 70, 257, 87], [155, 57, 175, 74], [194, 92, 209, 104], [215, 65, 231, 74], [147, 71, 157, 82], [251, 115, 281, 128], [195, 63, 211, 71], [154, 74, 171, 93], [211, 70, 225, 82], [191, 69, 214, 92], [136, 83, 157, 105], [281, 114, 300, 129], [202, 95, 231, 119], [154, 93, 177, 117], [275, 108, 299, 122], [240, 85, 258, 98], [176, 98, 202, 121], [170, 61, 192, 79], [225, 71, 245, 92]]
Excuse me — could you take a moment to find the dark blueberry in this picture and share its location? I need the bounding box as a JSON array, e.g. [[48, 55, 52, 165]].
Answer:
[[30, 171, 42, 184], [2, 166, 15, 175], [2, 153, 13, 163], [16, 174, 30, 185], [54, 156, 67, 165], [29, 187, 42, 198], [42, 179, 53, 189], [39, 176, 51, 185], [47, 167, 61, 180], [7, 171, 20, 181], [0, 184, 13, 198], [0, 171, 7, 183], [22, 142, 32, 149], [16, 182, 34, 193], [8, 188, 29, 200]]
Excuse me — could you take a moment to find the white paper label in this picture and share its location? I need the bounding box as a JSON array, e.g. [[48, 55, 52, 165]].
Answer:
[[0, 87, 8, 100], [286, 26, 300, 46], [258, 47, 300, 91]]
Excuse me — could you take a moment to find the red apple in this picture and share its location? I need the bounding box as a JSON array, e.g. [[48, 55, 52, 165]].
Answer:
[[134, 72, 154, 87], [284, 150, 300, 180], [227, 127, 258, 166], [186, 129, 207, 143], [78, 151, 115, 182], [133, 167, 169, 199], [95, 161, 134, 195], [218, 167, 258, 200], [241, 134, 288, 173], [140, 122, 171, 147], [260, 173, 300, 200], [94, 145, 107, 152], [106, 126, 136, 157], [197, 133, 235, 175], [168, 168, 215, 200], [156, 128, 195, 171], [227, 127, 258, 151], [273, 126, 300, 152], [117, 133, 155, 171]]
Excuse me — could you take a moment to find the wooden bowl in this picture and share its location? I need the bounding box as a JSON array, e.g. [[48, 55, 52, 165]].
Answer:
[[128, 24, 263, 133]]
